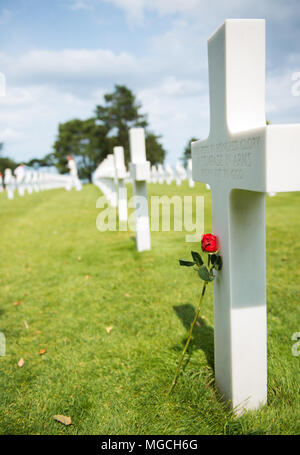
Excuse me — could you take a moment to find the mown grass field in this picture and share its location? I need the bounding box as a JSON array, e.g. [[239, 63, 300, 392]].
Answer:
[[0, 183, 299, 435]]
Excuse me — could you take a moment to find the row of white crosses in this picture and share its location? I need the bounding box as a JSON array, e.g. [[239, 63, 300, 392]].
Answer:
[[114, 146, 128, 223], [94, 130, 193, 252], [192, 19, 299, 413], [150, 161, 192, 187], [2, 167, 71, 200], [93, 135, 199, 254], [93, 128, 152, 252], [95, 157, 194, 188]]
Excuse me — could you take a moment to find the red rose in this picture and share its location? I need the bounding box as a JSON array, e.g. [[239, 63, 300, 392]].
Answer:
[[201, 234, 218, 253]]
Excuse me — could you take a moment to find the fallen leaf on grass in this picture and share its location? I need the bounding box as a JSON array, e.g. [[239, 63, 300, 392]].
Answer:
[[39, 348, 47, 355], [106, 326, 113, 334], [35, 330, 41, 335], [13, 301, 23, 306], [124, 293, 130, 298], [18, 358, 24, 368], [85, 275, 90, 280], [53, 415, 72, 426], [24, 321, 29, 329]]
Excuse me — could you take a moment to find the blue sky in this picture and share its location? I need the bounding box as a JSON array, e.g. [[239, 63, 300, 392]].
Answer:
[[0, 0, 299, 165]]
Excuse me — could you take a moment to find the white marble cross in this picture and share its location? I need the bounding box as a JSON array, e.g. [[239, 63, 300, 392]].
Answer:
[[33, 171, 40, 192], [157, 164, 165, 184], [175, 161, 186, 186], [129, 128, 151, 252], [165, 164, 174, 185], [93, 155, 117, 206], [4, 169, 14, 199], [25, 171, 33, 194], [105, 154, 118, 207], [14, 164, 25, 196], [151, 165, 158, 184], [192, 19, 300, 412], [187, 159, 195, 188], [113, 146, 128, 222]]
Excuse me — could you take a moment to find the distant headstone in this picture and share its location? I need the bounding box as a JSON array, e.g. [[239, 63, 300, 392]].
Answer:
[[33, 171, 40, 192], [25, 170, 33, 194], [106, 154, 118, 207], [151, 165, 158, 184], [113, 146, 128, 222], [157, 164, 165, 184], [165, 164, 174, 185], [192, 19, 300, 412], [129, 128, 151, 252], [187, 159, 195, 188], [4, 169, 14, 199], [175, 161, 186, 186], [94, 156, 118, 207], [14, 164, 25, 196]]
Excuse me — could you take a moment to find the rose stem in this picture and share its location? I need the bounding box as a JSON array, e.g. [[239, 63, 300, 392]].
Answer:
[[168, 280, 208, 394]]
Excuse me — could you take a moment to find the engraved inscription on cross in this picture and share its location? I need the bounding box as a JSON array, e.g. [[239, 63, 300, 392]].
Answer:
[[192, 19, 300, 412]]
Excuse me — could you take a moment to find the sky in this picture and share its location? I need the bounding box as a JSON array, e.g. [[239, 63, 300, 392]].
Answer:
[[0, 0, 299, 166]]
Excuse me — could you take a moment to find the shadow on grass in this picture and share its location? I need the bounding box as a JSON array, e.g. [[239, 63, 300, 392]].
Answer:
[[173, 303, 214, 370]]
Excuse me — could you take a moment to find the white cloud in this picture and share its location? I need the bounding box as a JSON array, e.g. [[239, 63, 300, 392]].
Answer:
[[140, 76, 204, 99], [104, 0, 205, 23], [266, 70, 300, 118], [1, 49, 140, 87], [0, 87, 34, 107], [137, 77, 210, 162], [104, 0, 145, 23], [104, 0, 298, 25], [0, 128, 19, 142], [0, 46, 141, 161], [69, 0, 93, 11], [0, 83, 105, 161]]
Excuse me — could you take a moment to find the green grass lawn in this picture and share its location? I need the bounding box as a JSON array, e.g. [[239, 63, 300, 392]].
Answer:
[[0, 183, 299, 435]]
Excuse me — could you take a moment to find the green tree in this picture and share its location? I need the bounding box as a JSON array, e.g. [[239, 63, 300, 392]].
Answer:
[[145, 132, 165, 164], [51, 118, 110, 182], [0, 143, 18, 175], [31, 85, 166, 182], [95, 84, 165, 165], [26, 153, 55, 169], [181, 137, 199, 167]]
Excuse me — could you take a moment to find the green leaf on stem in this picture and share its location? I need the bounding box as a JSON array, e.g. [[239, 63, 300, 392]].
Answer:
[[215, 256, 223, 270], [179, 259, 195, 267], [210, 253, 217, 265], [191, 251, 203, 266], [198, 265, 214, 281]]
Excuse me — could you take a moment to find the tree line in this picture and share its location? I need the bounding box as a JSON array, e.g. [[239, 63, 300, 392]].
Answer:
[[1, 85, 202, 179], [27, 85, 166, 182]]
